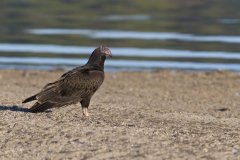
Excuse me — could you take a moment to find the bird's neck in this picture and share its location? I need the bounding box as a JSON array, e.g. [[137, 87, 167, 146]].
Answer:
[[86, 52, 106, 71]]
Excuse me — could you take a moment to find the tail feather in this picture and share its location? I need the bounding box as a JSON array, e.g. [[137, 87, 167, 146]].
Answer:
[[22, 95, 37, 103], [29, 102, 54, 113]]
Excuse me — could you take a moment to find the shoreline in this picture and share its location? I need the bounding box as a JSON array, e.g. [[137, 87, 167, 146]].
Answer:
[[0, 69, 240, 159]]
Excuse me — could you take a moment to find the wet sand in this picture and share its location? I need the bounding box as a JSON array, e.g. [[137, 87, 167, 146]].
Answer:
[[0, 69, 240, 160]]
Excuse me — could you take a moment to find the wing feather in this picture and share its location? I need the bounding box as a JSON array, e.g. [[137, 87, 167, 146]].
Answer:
[[36, 67, 104, 106]]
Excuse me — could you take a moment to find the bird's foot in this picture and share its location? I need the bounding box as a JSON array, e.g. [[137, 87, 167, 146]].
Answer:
[[85, 112, 89, 117]]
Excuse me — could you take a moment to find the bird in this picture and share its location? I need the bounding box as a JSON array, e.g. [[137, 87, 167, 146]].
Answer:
[[22, 45, 112, 116]]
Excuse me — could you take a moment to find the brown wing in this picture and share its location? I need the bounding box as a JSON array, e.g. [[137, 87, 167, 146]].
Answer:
[[36, 68, 104, 106]]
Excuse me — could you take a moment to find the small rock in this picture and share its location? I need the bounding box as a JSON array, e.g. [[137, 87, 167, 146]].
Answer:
[[216, 108, 229, 112], [127, 123, 135, 127]]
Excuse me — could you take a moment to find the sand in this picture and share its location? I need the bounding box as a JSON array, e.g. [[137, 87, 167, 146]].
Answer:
[[0, 69, 240, 160]]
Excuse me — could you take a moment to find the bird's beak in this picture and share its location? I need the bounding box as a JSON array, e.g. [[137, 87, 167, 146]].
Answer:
[[105, 50, 112, 58]]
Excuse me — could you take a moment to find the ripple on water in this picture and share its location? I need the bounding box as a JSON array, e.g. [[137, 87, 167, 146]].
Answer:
[[27, 28, 240, 44], [1, 57, 240, 72]]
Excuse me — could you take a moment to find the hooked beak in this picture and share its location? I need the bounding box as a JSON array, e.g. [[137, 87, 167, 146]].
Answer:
[[99, 45, 112, 57], [105, 50, 112, 58]]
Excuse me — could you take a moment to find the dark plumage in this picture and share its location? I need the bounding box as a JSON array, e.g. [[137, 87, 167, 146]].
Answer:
[[23, 45, 112, 116]]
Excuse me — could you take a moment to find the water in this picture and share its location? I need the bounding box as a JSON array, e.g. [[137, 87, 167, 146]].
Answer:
[[102, 15, 151, 21], [219, 19, 240, 24], [1, 57, 240, 71], [0, 1, 240, 72], [1, 43, 240, 59], [27, 29, 240, 44], [2, 28, 240, 71], [1, 42, 240, 71]]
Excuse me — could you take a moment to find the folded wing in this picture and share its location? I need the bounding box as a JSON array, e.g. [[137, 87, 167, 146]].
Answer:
[[23, 66, 104, 112]]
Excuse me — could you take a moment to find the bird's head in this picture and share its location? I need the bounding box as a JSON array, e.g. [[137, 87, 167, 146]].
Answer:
[[98, 45, 112, 58], [86, 45, 112, 70]]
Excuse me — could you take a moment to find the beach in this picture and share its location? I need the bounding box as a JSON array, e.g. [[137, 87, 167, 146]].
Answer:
[[0, 69, 240, 160]]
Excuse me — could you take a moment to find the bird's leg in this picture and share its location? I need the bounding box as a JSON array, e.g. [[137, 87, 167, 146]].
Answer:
[[85, 108, 89, 116], [82, 107, 89, 116], [81, 98, 91, 117], [82, 107, 86, 115]]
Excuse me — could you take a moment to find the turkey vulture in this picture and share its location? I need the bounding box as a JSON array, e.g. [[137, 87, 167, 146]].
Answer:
[[22, 45, 112, 116]]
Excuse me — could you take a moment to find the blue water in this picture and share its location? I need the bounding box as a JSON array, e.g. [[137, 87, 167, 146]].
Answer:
[[0, 43, 240, 59], [27, 29, 240, 44], [1, 57, 240, 71], [1, 28, 240, 72], [0, 0, 240, 73], [1, 42, 240, 71]]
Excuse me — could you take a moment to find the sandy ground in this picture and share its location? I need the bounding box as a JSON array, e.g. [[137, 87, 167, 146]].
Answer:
[[0, 69, 240, 160]]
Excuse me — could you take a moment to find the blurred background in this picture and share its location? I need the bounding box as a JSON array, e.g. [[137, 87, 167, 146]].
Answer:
[[0, 0, 240, 71]]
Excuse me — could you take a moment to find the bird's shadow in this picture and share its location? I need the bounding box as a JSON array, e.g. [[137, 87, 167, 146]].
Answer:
[[0, 105, 30, 112]]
